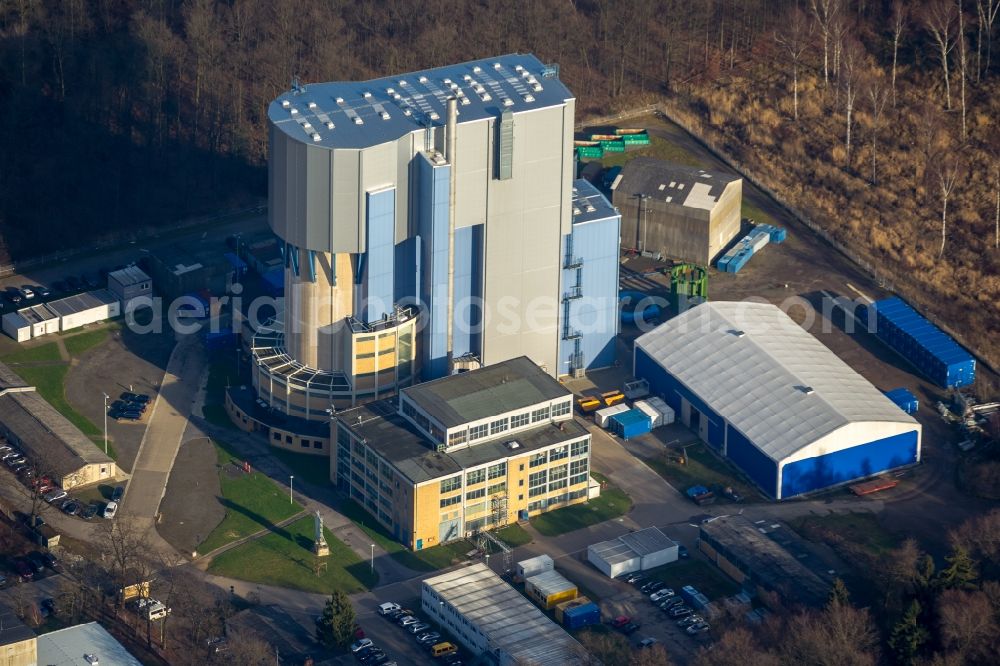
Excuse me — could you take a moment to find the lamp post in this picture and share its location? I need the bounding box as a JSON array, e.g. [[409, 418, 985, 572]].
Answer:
[[370, 544, 375, 574], [289, 476, 294, 505], [102, 392, 109, 454]]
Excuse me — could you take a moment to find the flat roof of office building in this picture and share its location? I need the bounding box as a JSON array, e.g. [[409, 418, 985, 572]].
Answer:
[[401, 356, 570, 429], [15, 303, 58, 325], [424, 563, 585, 666], [269, 54, 573, 150], [37, 622, 143, 666], [338, 399, 588, 484], [590, 527, 676, 565]]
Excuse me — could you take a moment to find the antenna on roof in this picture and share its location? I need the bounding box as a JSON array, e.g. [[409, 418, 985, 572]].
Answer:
[[291, 76, 305, 95]]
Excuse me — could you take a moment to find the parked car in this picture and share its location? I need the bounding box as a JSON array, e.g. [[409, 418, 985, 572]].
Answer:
[[35, 285, 52, 298], [121, 392, 151, 404], [407, 622, 431, 634], [678, 545, 690, 559], [398, 615, 420, 627], [81, 503, 100, 520], [416, 632, 441, 645], [25, 552, 47, 574], [677, 615, 704, 628], [61, 499, 82, 516], [687, 622, 710, 635], [377, 602, 401, 616], [5, 289, 23, 305], [359, 650, 386, 665], [43, 488, 68, 503], [13, 559, 33, 581], [103, 501, 118, 519], [659, 597, 685, 611], [40, 552, 58, 569], [650, 588, 674, 603], [629, 575, 647, 587], [111, 486, 125, 502], [41, 598, 56, 615], [611, 615, 632, 629], [19, 286, 35, 299], [350, 638, 374, 653], [639, 638, 659, 649], [668, 606, 693, 619], [621, 622, 641, 635]]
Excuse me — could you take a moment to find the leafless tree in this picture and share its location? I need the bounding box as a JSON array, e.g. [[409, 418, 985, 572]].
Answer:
[[933, 153, 962, 257], [924, 0, 959, 110], [780, 602, 880, 666], [629, 643, 674, 666], [223, 627, 275, 666], [958, 0, 969, 140], [775, 8, 813, 122], [866, 72, 891, 184], [692, 627, 781, 666], [994, 162, 999, 249], [890, 1, 909, 107], [840, 37, 865, 164], [976, 0, 1000, 77], [96, 519, 163, 609], [937, 589, 999, 660], [811, 0, 843, 85]]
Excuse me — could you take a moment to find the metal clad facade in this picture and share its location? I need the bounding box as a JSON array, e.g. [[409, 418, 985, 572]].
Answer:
[[419, 155, 451, 379], [365, 188, 396, 321], [452, 224, 483, 358], [726, 424, 778, 497], [780, 429, 919, 499]]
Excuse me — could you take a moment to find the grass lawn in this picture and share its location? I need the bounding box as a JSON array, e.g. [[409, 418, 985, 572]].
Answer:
[[644, 559, 741, 600], [645, 442, 762, 503], [338, 499, 472, 572], [493, 524, 533, 547], [741, 200, 779, 227], [207, 515, 377, 593], [581, 134, 707, 170], [788, 511, 900, 556], [63, 329, 110, 357], [272, 448, 331, 488], [530, 481, 632, 537], [14, 364, 102, 437], [1, 342, 62, 364], [198, 443, 304, 553]]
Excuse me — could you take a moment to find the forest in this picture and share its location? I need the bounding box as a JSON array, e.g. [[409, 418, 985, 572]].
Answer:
[[0, 0, 997, 367]]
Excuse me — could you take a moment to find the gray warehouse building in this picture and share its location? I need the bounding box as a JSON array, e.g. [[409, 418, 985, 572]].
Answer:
[[588, 526, 678, 578], [611, 157, 742, 265], [253, 53, 620, 421], [422, 563, 586, 665]]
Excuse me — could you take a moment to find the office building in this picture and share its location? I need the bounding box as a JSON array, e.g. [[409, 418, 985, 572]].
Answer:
[[331, 357, 592, 550]]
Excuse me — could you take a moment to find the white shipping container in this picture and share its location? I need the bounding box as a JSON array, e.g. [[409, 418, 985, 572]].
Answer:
[[750, 232, 769, 252], [647, 396, 676, 425], [633, 400, 664, 428], [595, 403, 630, 428]]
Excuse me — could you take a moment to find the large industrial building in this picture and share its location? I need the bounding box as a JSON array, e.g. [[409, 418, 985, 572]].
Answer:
[[422, 563, 586, 665], [0, 362, 116, 490], [611, 157, 742, 265], [634, 302, 921, 500], [253, 53, 619, 420], [331, 357, 593, 550]]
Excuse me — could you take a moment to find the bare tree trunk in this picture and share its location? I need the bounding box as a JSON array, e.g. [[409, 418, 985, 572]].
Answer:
[[958, 0, 968, 140], [811, 0, 842, 85], [775, 8, 812, 123], [924, 0, 958, 110], [867, 75, 890, 184], [995, 164, 999, 249], [936, 158, 961, 257], [841, 38, 863, 165], [891, 1, 909, 108]]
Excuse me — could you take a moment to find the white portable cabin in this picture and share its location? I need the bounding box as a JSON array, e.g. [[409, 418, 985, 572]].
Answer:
[[595, 403, 630, 428], [47, 290, 121, 331], [516, 554, 554, 580], [2, 312, 32, 342], [633, 397, 676, 428]]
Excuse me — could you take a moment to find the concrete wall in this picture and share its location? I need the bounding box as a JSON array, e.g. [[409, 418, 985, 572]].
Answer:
[[0, 636, 36, 666]]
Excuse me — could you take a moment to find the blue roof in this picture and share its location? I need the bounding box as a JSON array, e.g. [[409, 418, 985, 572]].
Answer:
[[572, 179, 618, 225], [269, 54, 573, 150], [884, 387, 917, 403], [872, 297, 973, 365], [610, 408, 651, 426]]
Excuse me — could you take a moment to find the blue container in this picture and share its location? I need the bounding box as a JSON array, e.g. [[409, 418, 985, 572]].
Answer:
[[883, 387, 919, 414], [619, 290, 662, 325], [680, 585, 701, 605], [564, 602, 601, 630], [870, 297, 976, 388], [609, 408, 652, 440]]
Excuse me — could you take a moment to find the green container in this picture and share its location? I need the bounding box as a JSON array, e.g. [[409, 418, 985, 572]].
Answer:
[[601, 141, 625, 153], [576, 146, 604, 159], [623, 135, 651, 145]]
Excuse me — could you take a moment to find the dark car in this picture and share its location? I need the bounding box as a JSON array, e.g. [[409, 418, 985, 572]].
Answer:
[[5, 289, 23, 305], [41, 598, 57, 615], [111, 486, 125, 502], [621, 622, 641, 635], [678, 545, 689, 559], [359, 650, 386, 665], [61, 499, 81, 516], [34, 285, 52, 298], [25, 553, 46, 574], [121, 392, 151, 404], [81, 503, 100, 520], [13, 559, 33, 581], [40, 552, 58, 569], [51, 280, 67, 293], [64, 276, 81, 290]]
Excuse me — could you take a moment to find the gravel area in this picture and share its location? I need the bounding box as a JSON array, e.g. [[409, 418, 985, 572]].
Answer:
[[156, 436, 225, 555]]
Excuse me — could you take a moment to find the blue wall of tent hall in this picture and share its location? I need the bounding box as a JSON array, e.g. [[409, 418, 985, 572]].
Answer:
[[634, 348, 920, 500], [865, 297, 976, 389]]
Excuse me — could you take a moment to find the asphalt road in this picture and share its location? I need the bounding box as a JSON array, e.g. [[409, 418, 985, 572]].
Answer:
[[121, 331, 205, 559]]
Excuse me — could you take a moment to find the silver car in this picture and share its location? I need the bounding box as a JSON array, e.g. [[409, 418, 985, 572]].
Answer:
[[43, 488, 68, 503]]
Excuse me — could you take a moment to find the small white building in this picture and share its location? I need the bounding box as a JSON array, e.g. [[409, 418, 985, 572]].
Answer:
[[2, 303, 60, 341], [2, 311, 32, 342], [588, 527, 678, 578], [108, 265, 152, 309], [46, 290, 120, 332], [516, 554, 554, 580]]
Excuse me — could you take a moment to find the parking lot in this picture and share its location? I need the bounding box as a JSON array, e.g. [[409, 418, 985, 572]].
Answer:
[[342, 598, 465, 666]]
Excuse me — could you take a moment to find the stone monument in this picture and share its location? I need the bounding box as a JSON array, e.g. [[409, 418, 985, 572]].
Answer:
[[313, 510, 330, 557]]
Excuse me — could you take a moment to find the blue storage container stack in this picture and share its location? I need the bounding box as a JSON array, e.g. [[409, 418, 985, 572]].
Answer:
[[883, 387, 919, 414], [680, 585, 709, 609], [715, 225, 781, 274], [563, 602, 601, 630], [869, 297, 976, 389], [608, 408, 653, 440]]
